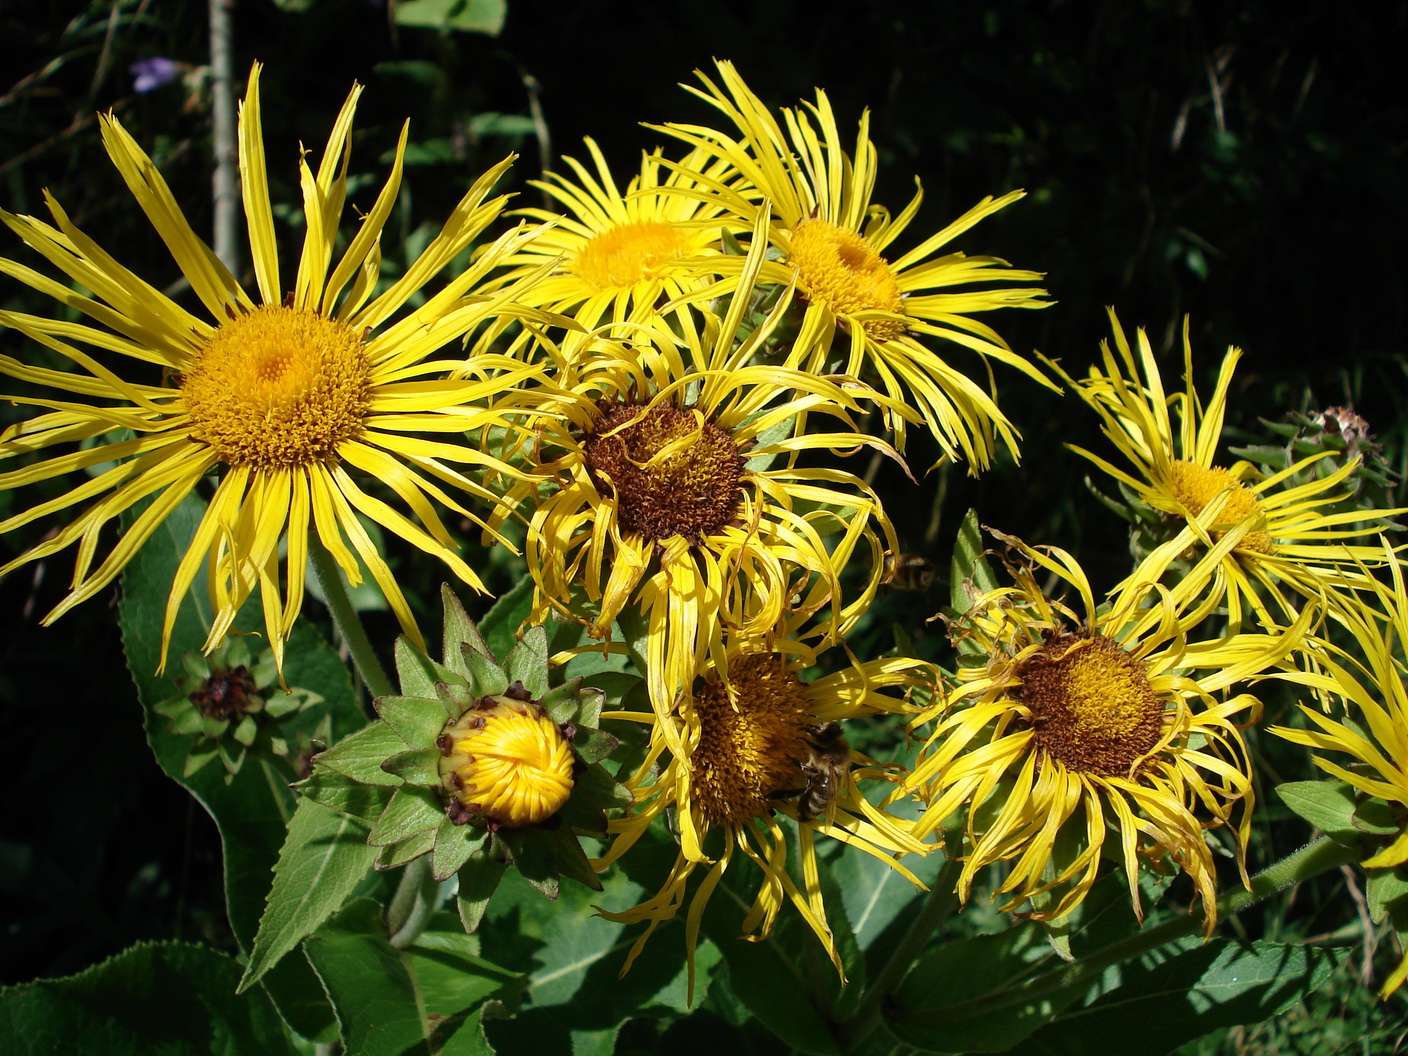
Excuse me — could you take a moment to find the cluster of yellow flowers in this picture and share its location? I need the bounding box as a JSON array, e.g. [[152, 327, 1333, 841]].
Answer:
[[3, 60, 1405, 996]]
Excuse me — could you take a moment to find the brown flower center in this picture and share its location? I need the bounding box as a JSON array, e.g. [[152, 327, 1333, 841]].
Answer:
[[691, 654, 817, 826], [583, 402, 745, 542], [1016, 632, 1164, 777]]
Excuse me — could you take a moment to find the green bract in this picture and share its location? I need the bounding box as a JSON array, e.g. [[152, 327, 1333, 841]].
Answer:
[[297, 586, 631, 931]]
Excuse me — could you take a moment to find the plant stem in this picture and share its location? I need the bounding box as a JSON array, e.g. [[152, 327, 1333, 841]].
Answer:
[[207, 0, 238, 274], [309, 541, 394, 699], [387, 856, 439, 949], [839, 850, 963, 1045]]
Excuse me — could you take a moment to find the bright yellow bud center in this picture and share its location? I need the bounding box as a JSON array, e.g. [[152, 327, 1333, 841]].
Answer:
[[788, 218, 907, 341], [182, 305, 371, 469], [1167, 460, 1272, 553], [572, 220, 692, 291], [439, 692, 574, 827]]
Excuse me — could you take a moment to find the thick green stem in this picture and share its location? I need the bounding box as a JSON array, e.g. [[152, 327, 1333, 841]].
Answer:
[[838, 851, 963, 1045], [386, 856, 439, 949], [309, 541, 394, 700]]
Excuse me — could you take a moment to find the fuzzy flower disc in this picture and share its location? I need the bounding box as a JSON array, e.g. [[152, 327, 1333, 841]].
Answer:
[[1017, 632, 1163, 777], [691, 653, 815, 826], [788, 218, 906, 341], [181, 306, 371, 469], [572, 220, 693, 290], [1166, 460, 1272, 553], [583, 402, 744, 542]]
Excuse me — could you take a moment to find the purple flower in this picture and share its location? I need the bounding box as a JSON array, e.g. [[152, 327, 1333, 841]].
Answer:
[[129, 57, 182, 94]]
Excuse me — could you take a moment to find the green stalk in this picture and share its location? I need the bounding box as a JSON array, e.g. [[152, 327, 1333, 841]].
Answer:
[[387, 856, 440, 949], [309, 541, 394, 699], [838, 851, 963, 1045]]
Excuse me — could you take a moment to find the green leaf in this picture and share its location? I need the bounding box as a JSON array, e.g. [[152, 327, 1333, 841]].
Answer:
[[949, 509, 997, 615], [313, 721, 410, 787], [395, 635, 468, 701], [888, 922, 1061, 1053], [379, 829, 437, 869], [369, 786, 447, 845], [506, 624, 550, 698], [439, 1005, 497, 1055], [1276, 779, 1361, 844], [480, 572, 535, 662], [405, 912, 525, 1017], [375, 695, 451, 749], [295, 769, 398, 821], [394, 0, 506, 36], [382, 746, 446, 786], [305, 898, 436, 1056], [1008, 940, 1347, 1056], [240, 798, 378, 991], [120, 492, 363, 1041], [442, 584, 493, 668], [0, 941, 296, 1056], [433, 814, 488, 881], [1366, 865, 1408, 924], [457, 844, 509, 933]]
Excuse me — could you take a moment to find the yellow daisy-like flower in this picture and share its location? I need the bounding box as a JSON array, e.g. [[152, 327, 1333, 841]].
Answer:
[[1055, 311, 1403, 630], [500, 217, 900, 757], [656, 59, 1053, 467], [485, 138, 741, 336], [0, 64, 551, 669], [1269, 555, 1408, 997], [905, 530, 1307, 931], [595, 629, 932, 997]]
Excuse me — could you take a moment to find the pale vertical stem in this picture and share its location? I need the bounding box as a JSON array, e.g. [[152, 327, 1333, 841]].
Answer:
[[208, 0, 239, 272]]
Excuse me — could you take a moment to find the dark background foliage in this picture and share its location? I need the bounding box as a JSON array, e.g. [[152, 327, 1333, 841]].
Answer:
[[2, 0, 1406, 1048]]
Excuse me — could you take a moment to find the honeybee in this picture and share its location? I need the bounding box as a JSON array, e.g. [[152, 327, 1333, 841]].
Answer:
[[883, 552, 937, 592], [793, 721, 852, 823]]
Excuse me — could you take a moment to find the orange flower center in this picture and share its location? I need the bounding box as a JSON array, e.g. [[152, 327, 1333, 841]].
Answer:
[[1167, 460, 1272, 553], [572, 220, 692, 290], [788, 218, 907, 341]]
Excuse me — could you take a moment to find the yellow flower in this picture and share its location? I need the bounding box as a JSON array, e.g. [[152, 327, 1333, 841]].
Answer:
[[0, 64, 549, 669], [500, 216, 901, 756], [1055, 311, 1403, 630], [657, 60, 1053, 467], [438, 688, 575, 828], [595, 628, 932, 998], [485, 138, 741, 336], [1268, 556, 1408, 997], [906, 531, 1306, 930]]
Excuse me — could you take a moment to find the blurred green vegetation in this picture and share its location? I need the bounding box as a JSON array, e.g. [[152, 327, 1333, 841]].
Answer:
[[2, 0, 1405, 1050]]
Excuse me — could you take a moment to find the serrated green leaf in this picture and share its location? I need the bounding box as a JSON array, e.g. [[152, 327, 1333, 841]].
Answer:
[[375, 694, 450, 748], [540, 676, 583, 725], [378, 829, 437, 869], [0, 941, 297, 1056], [439, 1005, 497, 1055], [239, 798, 378, 992], [295, 769, 397, 822], [1276, 779, 1361, 844], [505, 624, 550, 698], [949, 509, 997, 615], [1353, 797, 1401, 835], [313, 721, 409, 786], [467, 649, 510, 697], [550, 822, 603, 892], [370, 786, 447, 845], [395, 635, 446, 699], [572, 725, 620, 765], [304, 898, 435, 1056], [432, 813, 488, 881], [441, 583, 493, 671], [1367, 866, 1408, 924]]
